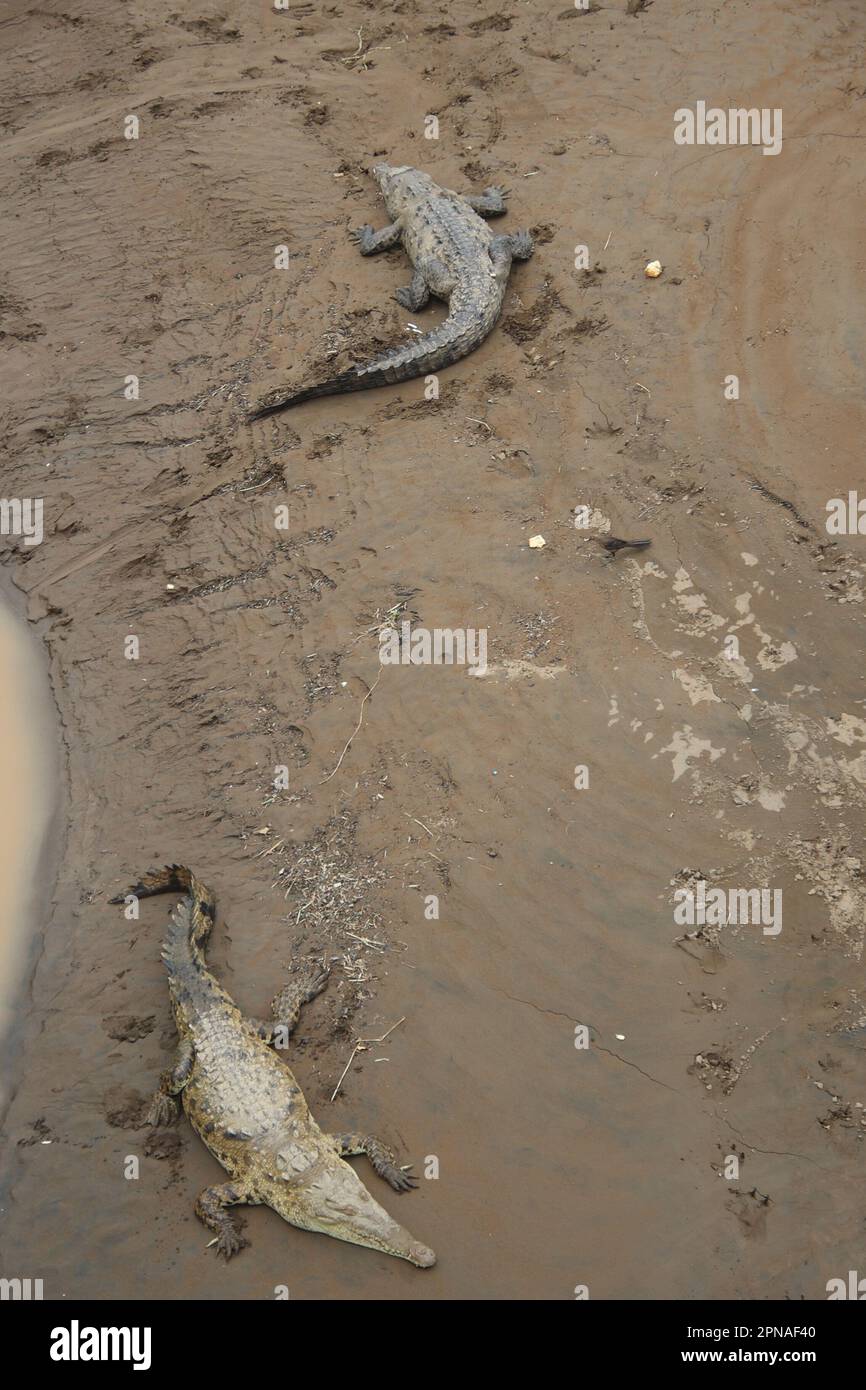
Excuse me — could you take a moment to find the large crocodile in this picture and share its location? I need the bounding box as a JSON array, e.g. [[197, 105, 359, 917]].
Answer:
[[248, 161, 533, 417], [110, 865, 435, 1267]]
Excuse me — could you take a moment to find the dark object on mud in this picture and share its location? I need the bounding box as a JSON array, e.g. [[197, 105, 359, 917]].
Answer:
[[248, 162, 533, 418], [109, 864, 435, 1267], [601, 537, 652, 557]]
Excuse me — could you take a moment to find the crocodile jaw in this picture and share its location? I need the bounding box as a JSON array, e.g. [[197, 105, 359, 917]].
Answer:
[[263, 1161, 436, 1268]]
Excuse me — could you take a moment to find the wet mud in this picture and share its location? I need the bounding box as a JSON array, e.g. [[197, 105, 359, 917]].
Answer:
[[1, 0, 865, 1299]]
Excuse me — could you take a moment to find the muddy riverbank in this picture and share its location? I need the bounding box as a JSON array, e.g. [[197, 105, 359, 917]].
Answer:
[[1, 0, 865, 1299]]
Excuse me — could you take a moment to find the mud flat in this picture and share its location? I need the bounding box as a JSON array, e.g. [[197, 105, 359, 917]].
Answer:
[[1, 0, 865, 1299]]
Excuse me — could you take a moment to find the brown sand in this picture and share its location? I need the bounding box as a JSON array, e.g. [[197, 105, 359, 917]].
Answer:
[[1, 0, 865, 1300]]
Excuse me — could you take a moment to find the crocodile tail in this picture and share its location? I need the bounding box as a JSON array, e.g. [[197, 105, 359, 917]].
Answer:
[[109, 864, 216, 956], [247, 369, 369, 419], [247, 296, 494, 419]]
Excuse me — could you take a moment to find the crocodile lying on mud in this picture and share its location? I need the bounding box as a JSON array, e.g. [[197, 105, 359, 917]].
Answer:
[[248, 161, 533, 417], [110, 865, 435, 1267]]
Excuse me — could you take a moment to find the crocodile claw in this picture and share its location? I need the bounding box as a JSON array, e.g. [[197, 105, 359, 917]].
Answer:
[[305, 961, 331, 994], [145, 1092, 178, 1127], [214, 1227, 248, 1260], [381, 1163, 418, 1193]]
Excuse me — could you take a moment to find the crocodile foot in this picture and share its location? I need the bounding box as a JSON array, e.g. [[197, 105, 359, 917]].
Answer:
[[196, 1181, 252, 1258], [335, 1133, 419, 1192], [213, 1225, 249, 1260], [379, 1161, 418, 1193], [395, 270, 431, 312], [349, 221, 402, 255], [466, 185, 510, 216], [507, 229, 534, 261], [350, 223, 375, 246], [145, 1091, 179, 1127], [269, 959, 330, 1033]]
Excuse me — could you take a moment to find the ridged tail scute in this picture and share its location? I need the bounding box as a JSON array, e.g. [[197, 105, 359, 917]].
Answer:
[[109, 864, 216, 970], [247, 298, 490, 420]]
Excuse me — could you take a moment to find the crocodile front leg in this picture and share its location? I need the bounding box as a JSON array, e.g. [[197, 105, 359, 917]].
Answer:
[[251, 960, 330, 1046], [350, 221, 402, 255], [145, 1036, 194, 1125], [395, 270, 431, 311], [464, 185, 510, 217], [334, 1133, 418, 1192], [195, 1180, 256, 1259]]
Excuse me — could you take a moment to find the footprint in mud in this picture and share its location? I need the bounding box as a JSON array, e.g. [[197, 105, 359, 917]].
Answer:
[[309, 432, 342, 460], [143, 1130, 184, 1162], [726, 1188, 771, 1239], [170, 16, 241, 42], [17, 1117, 55, 1147], [530, 222, 556, 244], [502, 283, 569, 344], [35, 149, 73, 168], [0, 290, 46, 343], [469, 14, 512, 33], [304, 103, 330, 128], [101, 1014, 156, 1043], [104, 1087, 149, 1129]]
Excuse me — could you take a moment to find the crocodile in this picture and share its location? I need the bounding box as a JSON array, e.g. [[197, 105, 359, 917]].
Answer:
[[248, 161, 533, 418], [110, 865, 435, 1267]]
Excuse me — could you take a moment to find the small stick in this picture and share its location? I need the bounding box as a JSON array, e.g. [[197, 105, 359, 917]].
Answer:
[[331, 1043, 362, 1102], [320, 670, 383, 783], [403, 811, 434, 837], [330, 1018, 406, 1101]]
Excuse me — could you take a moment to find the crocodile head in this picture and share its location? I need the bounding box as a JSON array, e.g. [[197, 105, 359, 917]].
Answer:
[[371, 162, 434, 218], [264, 1151, 436, 1268]]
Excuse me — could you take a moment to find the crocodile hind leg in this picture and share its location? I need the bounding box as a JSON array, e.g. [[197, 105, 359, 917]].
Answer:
[[195, 1181, 256, 1259], [145, 1037, 194, 1125], [489, 229, 534, 281], [395, 270, 431, 311], [251, 960, 330, 1047], [350, 221, 402, 255], [465, 185, 510, 217], [334, 1133, 418, 1192]]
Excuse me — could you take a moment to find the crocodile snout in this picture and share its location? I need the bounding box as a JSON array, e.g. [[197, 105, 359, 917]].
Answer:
[[410, 1241, 437, 1268]]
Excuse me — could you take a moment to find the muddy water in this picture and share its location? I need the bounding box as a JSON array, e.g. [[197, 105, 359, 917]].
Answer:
[[0, 581, 57, 1093], [1, 0, 866, 1301]]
